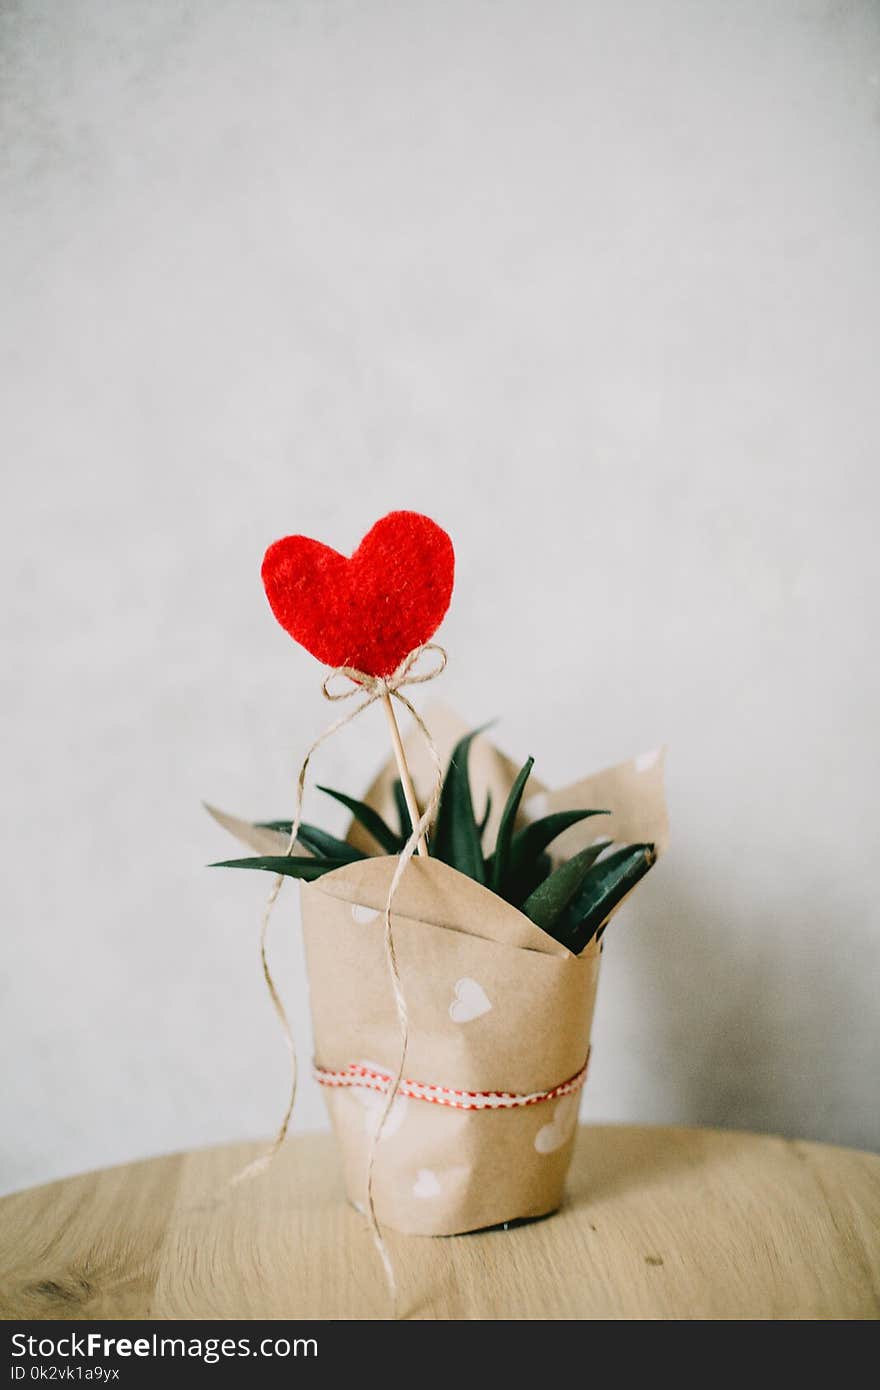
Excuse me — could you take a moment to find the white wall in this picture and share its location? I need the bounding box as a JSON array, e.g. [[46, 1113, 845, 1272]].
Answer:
[[2, 0, 878, 1195]]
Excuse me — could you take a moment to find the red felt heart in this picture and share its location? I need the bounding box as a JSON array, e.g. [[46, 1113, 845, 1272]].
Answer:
[[261, 511, 455, 678]]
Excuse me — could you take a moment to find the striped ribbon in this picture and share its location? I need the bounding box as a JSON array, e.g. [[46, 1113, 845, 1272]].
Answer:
[[313, 1052, 590, 1113]]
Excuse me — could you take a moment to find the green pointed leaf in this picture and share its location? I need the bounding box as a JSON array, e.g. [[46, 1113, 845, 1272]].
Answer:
[[294, 823, 367, 863], [517, 837, 609, 908], [489, 757, 534, 893], [477, 792, 492, 838], [560, 844, 656, 954], [316, 786, 403, 854], [511, 849, 553, 906], [431, 729, 487, 884], [256, 817, 372, 863], [498, 810, 610, 906], [520, 843, 620, 935], [510, 809, 610, 870], [210, 855, 341, 880]]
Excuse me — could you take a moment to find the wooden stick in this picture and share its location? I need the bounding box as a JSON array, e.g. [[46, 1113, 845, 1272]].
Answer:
[[381, 693, 428, 857]]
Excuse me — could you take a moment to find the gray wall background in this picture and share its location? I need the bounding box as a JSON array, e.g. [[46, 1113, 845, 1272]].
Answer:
[[2, 0, 878, 1195]]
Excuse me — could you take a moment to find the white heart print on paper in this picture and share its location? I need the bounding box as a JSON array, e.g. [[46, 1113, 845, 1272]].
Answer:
[[351, 1061, 408, 1140], [449, 977, 492, 1023], [635, 749, 661, 773], [413, 1168, 442, 1199], [353, 1089, 408, 1140], [412, 1165, 468, 1199], [522, 792, 549, 822], [534, 1095, 579, 1154], [351, 903, 380, 924]]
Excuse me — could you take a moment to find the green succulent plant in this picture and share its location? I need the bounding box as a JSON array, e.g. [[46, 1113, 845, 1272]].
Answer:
[[212, 730, 655, 955]]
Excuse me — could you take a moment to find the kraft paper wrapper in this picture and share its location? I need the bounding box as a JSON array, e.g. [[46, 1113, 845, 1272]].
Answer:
[[213, 705, 668, 1237], [301, 856, 599, 1235]]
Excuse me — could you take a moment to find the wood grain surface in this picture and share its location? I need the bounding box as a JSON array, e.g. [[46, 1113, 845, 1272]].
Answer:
[[1, 1126, 878, 1320]]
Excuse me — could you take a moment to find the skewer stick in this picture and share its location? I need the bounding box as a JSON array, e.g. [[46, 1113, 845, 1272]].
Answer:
[[381, 693, 428, 857]]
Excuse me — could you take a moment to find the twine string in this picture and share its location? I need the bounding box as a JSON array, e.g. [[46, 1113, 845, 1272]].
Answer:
[[357, 679, 445, 1309], [235, 643, 447, 1310], [230, 682, 379, 1185]]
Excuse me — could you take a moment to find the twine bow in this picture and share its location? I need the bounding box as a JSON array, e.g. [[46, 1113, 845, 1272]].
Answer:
[[235, 643, 447, 1311]]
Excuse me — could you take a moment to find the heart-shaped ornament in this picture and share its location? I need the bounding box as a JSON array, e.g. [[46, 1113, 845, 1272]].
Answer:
[[262, 510, 454, 678]]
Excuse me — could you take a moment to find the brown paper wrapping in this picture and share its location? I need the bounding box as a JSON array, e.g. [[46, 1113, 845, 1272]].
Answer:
[[305, 708, 668, 1236], [214, 706, 668, 1236], [301, 855, 599, 1234]]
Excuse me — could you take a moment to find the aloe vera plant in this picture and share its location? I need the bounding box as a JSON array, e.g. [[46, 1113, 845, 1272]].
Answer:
[[213, 730, 655, 953]]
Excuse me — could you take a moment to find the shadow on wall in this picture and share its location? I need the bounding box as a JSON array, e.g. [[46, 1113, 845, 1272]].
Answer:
[[595, 858, 876, 1153]]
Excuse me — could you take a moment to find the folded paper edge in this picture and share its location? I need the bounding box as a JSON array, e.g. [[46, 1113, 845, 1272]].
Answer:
[[308, 854, 576, 959], [203, 802, 300, 857]]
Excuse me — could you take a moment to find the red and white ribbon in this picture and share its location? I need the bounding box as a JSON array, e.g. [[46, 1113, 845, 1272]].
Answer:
[[313, 1052, 590, 1113]]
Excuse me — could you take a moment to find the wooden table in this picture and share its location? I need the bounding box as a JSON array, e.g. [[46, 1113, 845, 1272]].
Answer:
[[1, 1126, 877, 1320]]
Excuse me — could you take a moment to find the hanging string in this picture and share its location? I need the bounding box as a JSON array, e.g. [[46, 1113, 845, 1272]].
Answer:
[[234, 644, 447, 1311]]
